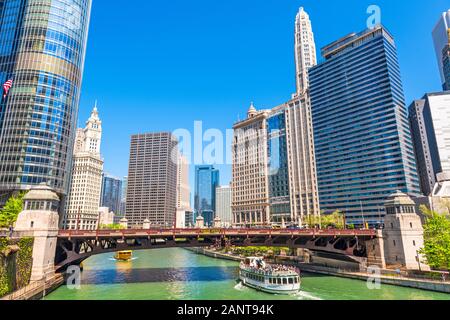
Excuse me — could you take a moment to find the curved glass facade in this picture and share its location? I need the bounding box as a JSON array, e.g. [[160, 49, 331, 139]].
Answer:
[[0, 0, 92, 200]]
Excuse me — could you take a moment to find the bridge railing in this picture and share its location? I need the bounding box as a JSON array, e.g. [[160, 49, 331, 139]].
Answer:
[[57, 228, 377, 238]]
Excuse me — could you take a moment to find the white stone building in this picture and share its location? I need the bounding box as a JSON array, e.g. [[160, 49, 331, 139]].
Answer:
[[62, 106, 104, 230], [294, 7, 317, 96], [98, 207, 115, 226], [216, 186, 232, 227], [232, 104, 270, 227]]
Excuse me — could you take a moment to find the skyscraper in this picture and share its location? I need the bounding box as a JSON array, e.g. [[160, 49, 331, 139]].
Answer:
[[432, 10, 450, 90], [231, 7, 320, 228], [125, 132, 178, 228], [63, 106, 103, 230], [100, 173, 122, 215], [232, 104, 270, 227], [294, 7, 317, 96], [176, 154, 191, 228], [194, 165, 219, 227], [0, 0, 92, 206], [215, 186, 232, 227], [409, 92, 450, 196], [176, 154, 190, 210], [309, 26, 421, 227]]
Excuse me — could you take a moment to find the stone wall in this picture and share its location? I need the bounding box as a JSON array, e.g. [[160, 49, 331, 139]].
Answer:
[[0, 238, 34, 297]]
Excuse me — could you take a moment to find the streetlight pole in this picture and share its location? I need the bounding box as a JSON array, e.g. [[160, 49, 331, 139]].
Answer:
[[360, 201, 366, 229]]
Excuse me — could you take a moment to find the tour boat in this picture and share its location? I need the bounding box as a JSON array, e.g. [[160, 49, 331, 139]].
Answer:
[[239, 257, 301, 295], [114, 250, 133, 261]]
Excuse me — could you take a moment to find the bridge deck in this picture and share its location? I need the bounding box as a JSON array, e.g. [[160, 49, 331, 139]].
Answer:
[[58, 228, 377, 239]]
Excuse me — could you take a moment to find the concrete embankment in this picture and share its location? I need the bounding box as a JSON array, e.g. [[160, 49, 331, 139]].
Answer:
[[188, 247, 450, 294], [1, 273, 64, 300]]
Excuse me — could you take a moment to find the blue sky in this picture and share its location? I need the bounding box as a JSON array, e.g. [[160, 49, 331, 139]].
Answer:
[[77, 0, 448, 188]]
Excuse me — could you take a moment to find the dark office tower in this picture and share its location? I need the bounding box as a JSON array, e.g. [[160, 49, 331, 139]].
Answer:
[[125, 133, 178, 228], [194, 165, 219, 227], [100, 173, 122, 215], [309, 26, 421, 227], [0, 0, 92, 205]]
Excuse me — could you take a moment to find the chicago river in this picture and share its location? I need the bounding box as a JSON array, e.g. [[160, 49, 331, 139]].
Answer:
[[46, 248, 450, 300]]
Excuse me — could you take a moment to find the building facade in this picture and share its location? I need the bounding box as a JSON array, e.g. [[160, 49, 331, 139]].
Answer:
[[215, 185, 232, 227], [231, 7, 320, 228], [232, 104, 270, 227], [409, 92, 450, 195], [309, 26, 421, 227], [125, 132, 178, 228], [98, 207, 114, 226], [194, 165, 219, 227], [100, 173, 122, 215], [432, 10, 450, 90], [0, 0, 92, 206], [63, 106, 103, 230]]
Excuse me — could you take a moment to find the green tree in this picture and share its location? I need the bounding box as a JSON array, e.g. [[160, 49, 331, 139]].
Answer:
[[321, 210, 345, 229], [0, 192, 26, 228], [419, 205, 450, 270], [99, 224, 122, 230]]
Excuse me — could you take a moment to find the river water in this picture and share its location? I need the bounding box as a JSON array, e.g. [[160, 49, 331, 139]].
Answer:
[[46, 248, 450, 300]]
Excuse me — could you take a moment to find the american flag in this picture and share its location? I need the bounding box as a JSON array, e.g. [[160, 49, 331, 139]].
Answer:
[[3, 79, 13, 99]]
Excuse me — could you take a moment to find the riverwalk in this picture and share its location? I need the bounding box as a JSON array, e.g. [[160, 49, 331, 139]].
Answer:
[[187, 247, 450, 294], [1, 274, 64, 300]]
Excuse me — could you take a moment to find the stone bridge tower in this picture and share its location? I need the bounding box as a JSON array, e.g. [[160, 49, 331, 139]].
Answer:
[[15, 184, 60, 281], [367, 191, 430, 271]]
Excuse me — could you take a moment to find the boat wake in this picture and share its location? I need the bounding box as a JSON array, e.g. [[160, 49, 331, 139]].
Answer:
[[294, 291, 322, 300], [108, 257, 139, 261], [234, 281, 246, 291]]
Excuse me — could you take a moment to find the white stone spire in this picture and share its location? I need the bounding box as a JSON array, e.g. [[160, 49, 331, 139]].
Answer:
[[75, 102, 102, 155], [294, 7, 317, 95]]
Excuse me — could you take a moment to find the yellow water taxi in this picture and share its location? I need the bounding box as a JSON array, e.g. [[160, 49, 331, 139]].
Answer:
[[114, 250, 133, 261]]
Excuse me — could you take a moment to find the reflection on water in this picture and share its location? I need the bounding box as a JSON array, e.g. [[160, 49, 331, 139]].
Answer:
[[46, 248, 450, 301], [81, 266, 238, 285]]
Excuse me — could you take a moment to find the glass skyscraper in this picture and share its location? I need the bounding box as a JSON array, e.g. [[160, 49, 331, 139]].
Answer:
[[0, 0, 92, 205], [432, 10, 450, 90], [309, 25, 421, 227], [194, 165, 219, 227], [267, 107, 291, 224], [100, 174, 123, 216]]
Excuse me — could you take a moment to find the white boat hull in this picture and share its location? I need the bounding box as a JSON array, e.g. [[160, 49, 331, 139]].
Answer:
[[239, 275, 301, 295]]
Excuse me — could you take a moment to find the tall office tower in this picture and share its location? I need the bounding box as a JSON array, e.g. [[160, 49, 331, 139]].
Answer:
[[177, 154, 191, 210], [215, 186, 232, 227], [284, 96, 320, 223], [126, 133, 178, 228], [294, 7, 317, 96], [409, 92, 450, 196], [118, 175, 128, 222], [309, 26, 421, 227], [0, 0, 92, 206], [267, 105, 291, 226], [63, 106, 103, 230], [100, 173, 122, 215], [232, 104, 270, 227], [175, 154, 191, 228], [432, 10, 450, 90], [194, 165, 219, 227]]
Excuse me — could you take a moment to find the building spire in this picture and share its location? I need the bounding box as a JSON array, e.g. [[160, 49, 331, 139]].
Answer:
[[294, 7, 317, 95]]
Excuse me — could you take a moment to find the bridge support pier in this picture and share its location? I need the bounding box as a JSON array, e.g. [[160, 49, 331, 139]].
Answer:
[[14, 184, 59, 282]]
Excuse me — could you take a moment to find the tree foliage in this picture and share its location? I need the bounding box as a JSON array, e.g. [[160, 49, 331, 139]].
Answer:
[[0, 192, 26, 228], [99, 224, 122, 230], [304, 211, 345, 229], [419, 205, 450, 271]]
